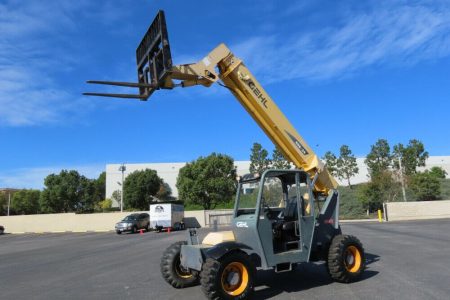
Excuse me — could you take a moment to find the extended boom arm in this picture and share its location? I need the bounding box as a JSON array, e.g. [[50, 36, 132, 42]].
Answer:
[[85, 11, 338, 195]]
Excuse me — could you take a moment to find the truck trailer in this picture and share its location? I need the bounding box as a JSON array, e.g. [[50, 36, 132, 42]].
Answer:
[[150, 203, 184, 232]]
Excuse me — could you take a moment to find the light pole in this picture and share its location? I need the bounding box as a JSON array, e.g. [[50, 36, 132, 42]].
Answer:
[[119, 164, 126, 212]]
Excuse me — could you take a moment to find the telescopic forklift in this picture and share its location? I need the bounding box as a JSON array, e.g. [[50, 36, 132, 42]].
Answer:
[[85, 10, 365, 300]]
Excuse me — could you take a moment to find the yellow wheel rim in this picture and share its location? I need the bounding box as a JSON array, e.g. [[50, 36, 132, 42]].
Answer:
[[221, 262, 249, 296], [344, 245, 362, 273], [174, 256, 193, 279]]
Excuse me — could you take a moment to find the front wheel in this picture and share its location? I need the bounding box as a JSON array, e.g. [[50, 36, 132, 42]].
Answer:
[[327, 234, 365, 283], [161, 241, 199, 288], [200, 252, 256, 300]]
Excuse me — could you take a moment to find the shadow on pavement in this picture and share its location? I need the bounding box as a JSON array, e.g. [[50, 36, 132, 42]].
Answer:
[[254, 255, 379, 299], [365, 252, 380, 266]]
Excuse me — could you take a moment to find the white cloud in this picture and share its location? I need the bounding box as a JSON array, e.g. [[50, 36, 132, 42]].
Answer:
[[0, 164, 105, 190], [0, 0, 130, 127], [232, 1, 450, 83]]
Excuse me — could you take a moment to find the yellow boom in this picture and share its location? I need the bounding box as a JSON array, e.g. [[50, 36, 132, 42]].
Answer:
[[166, 44, 338, 194], [85, 11, 338, 195]]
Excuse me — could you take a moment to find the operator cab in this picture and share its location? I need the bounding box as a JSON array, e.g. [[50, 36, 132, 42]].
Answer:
[[235, 170, 314, 255]]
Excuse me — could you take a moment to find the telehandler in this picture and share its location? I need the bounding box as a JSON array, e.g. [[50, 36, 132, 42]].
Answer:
[[85, 10, 365, 300]]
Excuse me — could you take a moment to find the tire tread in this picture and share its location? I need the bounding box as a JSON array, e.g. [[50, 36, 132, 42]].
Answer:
[[327, 234, 365, 283], [160, 241, 199, 288]]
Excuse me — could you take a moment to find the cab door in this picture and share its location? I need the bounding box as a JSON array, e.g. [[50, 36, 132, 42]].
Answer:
[[256, 171, 314, 267], [297, 176, 316, 263]]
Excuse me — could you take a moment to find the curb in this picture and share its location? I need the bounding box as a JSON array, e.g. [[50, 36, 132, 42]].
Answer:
[[9, 230, 114, 235], [340, 219, 379, 223]]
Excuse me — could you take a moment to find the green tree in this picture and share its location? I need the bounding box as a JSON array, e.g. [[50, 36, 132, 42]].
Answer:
[[123, 169, 162, 210], [429, 166, 447, 179], [156, 181, 173, 201], [365, 139, 392, 177], [338, 186, 366, 219], [323, 146, 359, 188], [393, 139, 429, 175], [96, 199, 112, 211], [337, 145, 359, 188], [323, 151, 338, 177], [11, 189, 41, 215], [249, 143, 271, 174], [271, 147, 291, 169], [177, 153, 236, 210], [358, 171, 400, 212], [0, 193, 7, 215], [40, 170, 95, 213], [111, 190, 122, 207], [409, 171, 441, 201], [93, 172, 106, 203]]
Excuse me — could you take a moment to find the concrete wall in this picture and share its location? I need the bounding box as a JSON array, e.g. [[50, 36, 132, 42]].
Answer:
[[3, 200, 450, 233], [0, 212, 148, 234], [0, 210, 235, 234], [385, 200, 450, 221]]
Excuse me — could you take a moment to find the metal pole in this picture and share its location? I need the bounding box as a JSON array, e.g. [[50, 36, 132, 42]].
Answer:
[[119, 164, 126, 212], [398, 156, 407, 202], [7, 191, 11, 216], [121, 170, 124, 212]]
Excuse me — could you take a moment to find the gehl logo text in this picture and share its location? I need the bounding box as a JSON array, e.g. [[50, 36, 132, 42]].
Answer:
[[238, 71, 268, 108]]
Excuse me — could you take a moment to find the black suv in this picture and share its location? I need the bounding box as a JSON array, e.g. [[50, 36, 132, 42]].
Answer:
[[115, 213, 150, 234]]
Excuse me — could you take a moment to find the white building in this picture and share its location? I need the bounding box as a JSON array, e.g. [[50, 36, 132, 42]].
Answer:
[[106, 156, 450, 207], [106, 161, 252, 207]]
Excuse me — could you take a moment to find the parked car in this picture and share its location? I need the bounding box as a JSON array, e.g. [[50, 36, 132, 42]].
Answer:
[[0, 225, 4, 235], [115, 213, 150, 234]]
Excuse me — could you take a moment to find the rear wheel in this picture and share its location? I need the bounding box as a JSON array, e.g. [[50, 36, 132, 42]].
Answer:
[[327, 234, 365, 283], [200, 252, 255, 300], [161, 241, 199, 288]]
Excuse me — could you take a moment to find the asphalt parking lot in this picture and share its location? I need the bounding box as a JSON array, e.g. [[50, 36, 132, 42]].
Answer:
[[1, 219, 450, 300]]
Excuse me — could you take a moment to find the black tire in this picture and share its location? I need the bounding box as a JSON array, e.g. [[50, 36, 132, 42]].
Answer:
[[116, 231, 122, 235], [200, 252, 256, 300], [327, 234, 365, 283], [161, 241, 199, 288]]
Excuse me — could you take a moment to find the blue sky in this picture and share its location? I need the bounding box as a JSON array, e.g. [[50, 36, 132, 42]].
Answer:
[[1, 0, 450, 189]]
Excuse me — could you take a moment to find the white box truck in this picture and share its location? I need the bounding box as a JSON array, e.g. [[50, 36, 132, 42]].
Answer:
[[149, 203, 185, 232]]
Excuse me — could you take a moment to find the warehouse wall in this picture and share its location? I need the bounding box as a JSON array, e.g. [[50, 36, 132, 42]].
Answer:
[[105, 161, 251, 207]]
